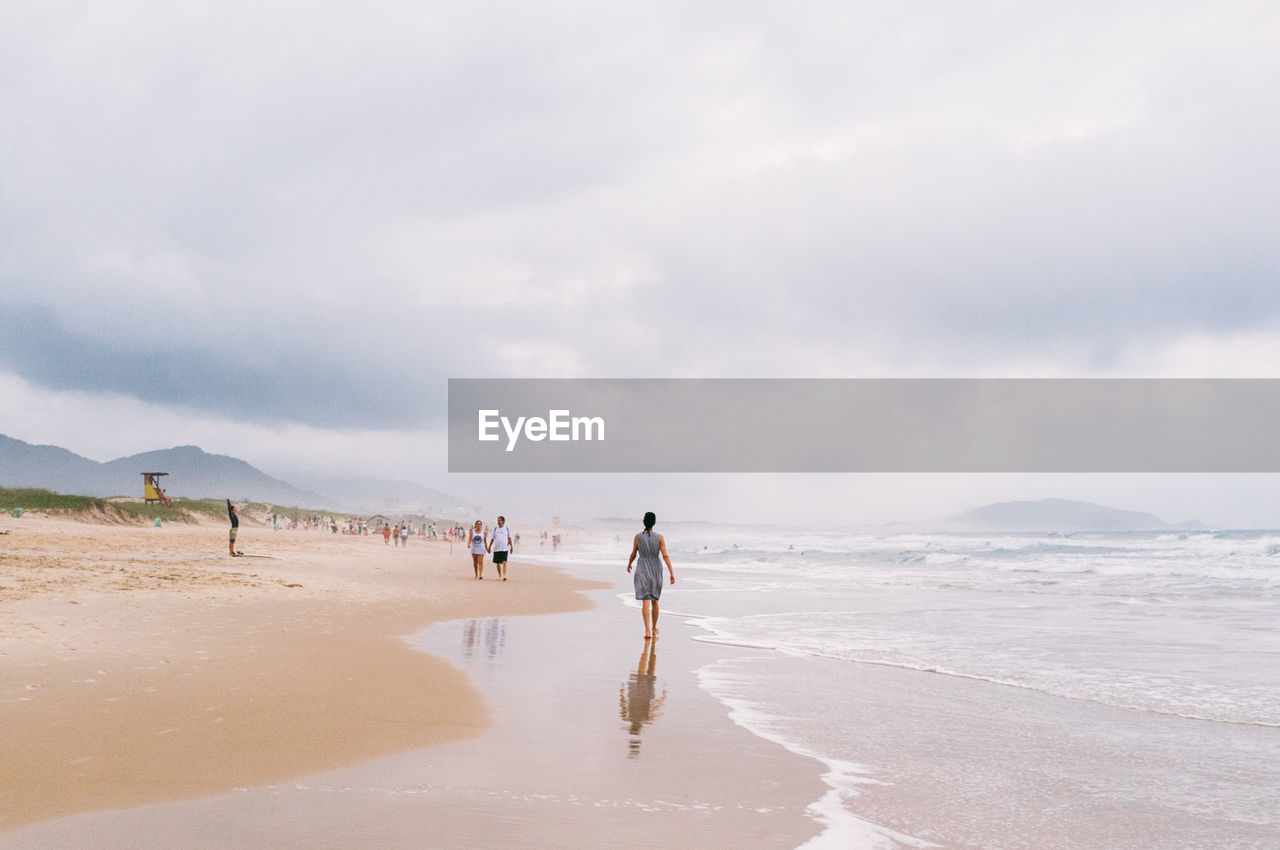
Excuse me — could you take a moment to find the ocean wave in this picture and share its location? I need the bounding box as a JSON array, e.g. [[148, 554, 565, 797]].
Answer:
[[679, 610, 1280, 728]]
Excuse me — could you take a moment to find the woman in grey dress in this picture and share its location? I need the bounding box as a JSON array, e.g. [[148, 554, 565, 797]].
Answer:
[[626, 511, 676, 639]]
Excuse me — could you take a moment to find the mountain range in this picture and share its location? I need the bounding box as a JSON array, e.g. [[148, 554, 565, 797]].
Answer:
[[1, 436, 1211, 529], [0, 435, 470, 515], [945, 498, 1205, 531]]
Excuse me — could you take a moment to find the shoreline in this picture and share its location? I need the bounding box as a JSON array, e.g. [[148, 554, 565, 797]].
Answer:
[[549, 530, 1280, 849], [0, 514, 604, 833], [2, 521, 831, 848], [4, 583, 831, 849]]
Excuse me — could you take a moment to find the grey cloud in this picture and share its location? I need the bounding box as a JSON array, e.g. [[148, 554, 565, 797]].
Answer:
[[3, 0, 1279, 433], [0, 305, 447, 428]]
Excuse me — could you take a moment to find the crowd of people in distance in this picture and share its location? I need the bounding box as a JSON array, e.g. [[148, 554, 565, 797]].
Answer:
[[227, 502, 674, 638], [227, 503, 666, 612], [257, 513, 452, 541]]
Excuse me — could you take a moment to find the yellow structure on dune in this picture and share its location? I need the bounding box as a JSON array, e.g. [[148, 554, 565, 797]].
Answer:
[[141, 472, 172, 506]]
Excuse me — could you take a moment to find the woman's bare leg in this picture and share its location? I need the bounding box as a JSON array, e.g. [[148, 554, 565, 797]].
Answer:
[[641, 600, 653, 638], [652, 600, 660, 637]]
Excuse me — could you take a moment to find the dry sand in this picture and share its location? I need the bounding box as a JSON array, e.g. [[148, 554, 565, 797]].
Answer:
[[0, 511, 603, 833]]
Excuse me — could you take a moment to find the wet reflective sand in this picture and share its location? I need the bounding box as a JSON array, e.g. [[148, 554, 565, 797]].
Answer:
[[2, 581, 825, 849]]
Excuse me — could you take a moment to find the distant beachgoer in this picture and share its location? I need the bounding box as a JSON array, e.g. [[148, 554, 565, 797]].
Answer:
[[469, 520, 487, 579], [488, 516, 513, 581], [400, 524, 408, 546], [626, 512, 675, 640], [383, 524, 392, 545], [227, 499, 239, 556]]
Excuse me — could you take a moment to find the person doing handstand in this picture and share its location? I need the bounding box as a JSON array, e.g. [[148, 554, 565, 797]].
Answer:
[[227, 499, 239, 556]]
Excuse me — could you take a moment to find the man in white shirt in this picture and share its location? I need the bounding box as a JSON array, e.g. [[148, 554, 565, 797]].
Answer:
[[487, 516, 514, 581]]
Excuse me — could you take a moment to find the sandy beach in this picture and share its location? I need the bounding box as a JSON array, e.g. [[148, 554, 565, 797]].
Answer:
[[0, 511, 827, 848], [0, 512, 597, 831]]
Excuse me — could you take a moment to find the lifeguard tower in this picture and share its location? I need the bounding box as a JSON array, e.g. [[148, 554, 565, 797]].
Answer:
[[142, 472, 172, 506]]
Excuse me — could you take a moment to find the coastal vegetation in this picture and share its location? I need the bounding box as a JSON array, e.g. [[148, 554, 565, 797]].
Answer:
[[0, 488, 343, 525]]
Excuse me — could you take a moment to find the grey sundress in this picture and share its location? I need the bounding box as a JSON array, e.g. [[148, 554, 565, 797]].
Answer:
[[633, 530, 664, 600]]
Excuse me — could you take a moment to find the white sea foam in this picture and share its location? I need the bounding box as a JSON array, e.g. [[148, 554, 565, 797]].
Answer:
[[697, 660, 936, 850], [542, 524, 1280, 844], [572, 525, 1280, 721]]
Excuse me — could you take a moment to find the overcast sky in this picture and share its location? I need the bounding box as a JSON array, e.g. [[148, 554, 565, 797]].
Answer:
[[3, 2, 1279, 525]]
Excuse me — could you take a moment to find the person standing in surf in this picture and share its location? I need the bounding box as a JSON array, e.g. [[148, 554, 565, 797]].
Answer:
[[469, 520, 487, 579], [227, 499, 239, 557], [626, 512, 675, 639]]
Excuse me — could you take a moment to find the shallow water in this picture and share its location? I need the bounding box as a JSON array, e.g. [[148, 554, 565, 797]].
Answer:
[[541, 526, 1280, 848]]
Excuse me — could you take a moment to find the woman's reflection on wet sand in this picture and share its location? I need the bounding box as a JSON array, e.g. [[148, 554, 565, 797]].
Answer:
[[619, 640, 667, 758], [461, 618, 507, 660]]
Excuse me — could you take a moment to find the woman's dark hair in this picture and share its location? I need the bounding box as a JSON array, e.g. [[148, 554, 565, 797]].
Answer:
[[643, 511, 656, 530]]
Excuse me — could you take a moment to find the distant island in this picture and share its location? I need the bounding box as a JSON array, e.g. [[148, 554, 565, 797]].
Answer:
[[943, 498, 1206, 532], [0, 434, 471, 515]]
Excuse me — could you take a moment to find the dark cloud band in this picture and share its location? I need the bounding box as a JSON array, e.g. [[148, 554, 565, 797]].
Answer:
[[0, 306, 445, 429]]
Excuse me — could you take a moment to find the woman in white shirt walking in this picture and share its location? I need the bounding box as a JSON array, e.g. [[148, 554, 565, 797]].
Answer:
[[469, 520, 487, 579]]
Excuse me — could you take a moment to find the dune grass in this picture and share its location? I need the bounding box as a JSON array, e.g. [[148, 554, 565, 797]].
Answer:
[[1, 488, 102, 512], [0, 489, 343, 525]]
